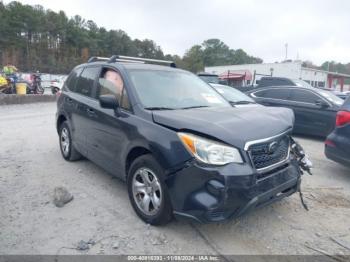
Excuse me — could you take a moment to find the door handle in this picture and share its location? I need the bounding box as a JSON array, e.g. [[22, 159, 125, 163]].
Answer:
[[86, 108, 96, 116], [66, 97, 73, 103]]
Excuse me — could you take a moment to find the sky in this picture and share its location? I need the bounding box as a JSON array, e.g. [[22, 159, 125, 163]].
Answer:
[[6, 0, 350, 65]]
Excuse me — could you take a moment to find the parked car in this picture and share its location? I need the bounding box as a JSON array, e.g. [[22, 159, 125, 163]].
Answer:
[[256, 77, 349, 100], [257, 77, 312, 88], [197, 72, 220, 84], [56, 55, 310, 225], [247, 86, 344, 137], [325, 96, 350, 167], [51, 76, 67, 94], [210, 83, 259, 107], [332, 90, 349, 100]]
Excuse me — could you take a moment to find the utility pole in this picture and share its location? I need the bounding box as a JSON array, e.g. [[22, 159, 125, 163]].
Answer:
[[285, 43, 288, 61]]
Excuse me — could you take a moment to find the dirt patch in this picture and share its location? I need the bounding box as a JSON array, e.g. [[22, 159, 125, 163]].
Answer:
[[305, 188, 350, 209]]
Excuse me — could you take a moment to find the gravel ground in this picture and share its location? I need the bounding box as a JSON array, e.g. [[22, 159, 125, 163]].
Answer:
[[0, 102, 350, 256]]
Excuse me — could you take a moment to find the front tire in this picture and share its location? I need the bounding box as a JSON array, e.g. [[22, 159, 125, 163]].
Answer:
[[59, 121, 82, 161], [127, 155, 173, 225]]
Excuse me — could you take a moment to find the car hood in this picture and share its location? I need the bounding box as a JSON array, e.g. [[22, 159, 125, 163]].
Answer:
[[152, 106, 294, 149]]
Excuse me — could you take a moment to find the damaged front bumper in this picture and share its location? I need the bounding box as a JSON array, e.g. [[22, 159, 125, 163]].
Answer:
[[165, 158, 301, 223], [165, 135, 312, 223]]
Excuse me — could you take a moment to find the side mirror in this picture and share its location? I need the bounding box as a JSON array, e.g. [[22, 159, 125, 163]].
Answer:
[[99, 94, 119, 109], [315, 99, 329, 108]]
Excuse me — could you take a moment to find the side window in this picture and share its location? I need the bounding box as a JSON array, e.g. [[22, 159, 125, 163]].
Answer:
[[98, 68, 130, 110], [260, 78, 292, 87], [65, 67, 82, 91], [289, 89, 320, 104], [278, 79, 290, 85], [253, 89, 268, 97], [254, 89, 290, 100], [75, 67, 100, 97]]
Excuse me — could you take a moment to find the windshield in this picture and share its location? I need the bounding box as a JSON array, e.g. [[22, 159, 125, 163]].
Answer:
[[293, 79, 313, 88], [212, 84, 255, 103], [198, 75, 220, 84], [129, 70, 229, 109], [318, 90, 344, 106]]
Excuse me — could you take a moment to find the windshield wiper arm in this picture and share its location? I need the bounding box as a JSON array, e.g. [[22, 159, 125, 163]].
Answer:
[[180, 105, 209, 109], [229, 101, 256, 105], [144, 107, 175, 110]]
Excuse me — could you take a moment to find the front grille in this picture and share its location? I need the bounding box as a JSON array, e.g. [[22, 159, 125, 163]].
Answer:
[[248, 135, 290, 171]]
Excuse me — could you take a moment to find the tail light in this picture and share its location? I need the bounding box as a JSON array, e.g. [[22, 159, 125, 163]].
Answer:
[[325, 139, 336, 147], [336, 111, 350, 127]]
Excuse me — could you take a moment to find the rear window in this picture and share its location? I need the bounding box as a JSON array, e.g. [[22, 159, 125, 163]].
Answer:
[[318, 90, 344, 106], [75, 66, 100, 97]]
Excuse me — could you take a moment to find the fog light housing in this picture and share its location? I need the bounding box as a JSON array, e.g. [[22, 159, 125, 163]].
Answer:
[[207, 180, 225, 197]]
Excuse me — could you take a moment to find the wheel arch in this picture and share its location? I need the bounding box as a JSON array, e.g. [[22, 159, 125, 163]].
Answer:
[[125, 146, 152, 179], [56, 114, 67, 133]]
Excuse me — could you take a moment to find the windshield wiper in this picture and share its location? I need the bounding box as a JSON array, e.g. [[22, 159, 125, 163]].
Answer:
[[144, 107, 175, 110], [229, 101, 256, 105], [180, 105, 209, 109]]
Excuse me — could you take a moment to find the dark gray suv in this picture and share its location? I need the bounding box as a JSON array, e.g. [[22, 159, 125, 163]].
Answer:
[[56, 55, 310, 225]]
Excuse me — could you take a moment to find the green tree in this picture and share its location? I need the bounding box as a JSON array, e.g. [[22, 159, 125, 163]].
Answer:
[[182, 45, 204, 72], [202, 38, 233, 66], [0, 1, 263, 74]]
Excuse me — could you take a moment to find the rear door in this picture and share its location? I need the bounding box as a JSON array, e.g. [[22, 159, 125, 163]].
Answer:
[[70, 66, 101, 156], [61, 67, 86, 154], [288, 89, 335, 136]]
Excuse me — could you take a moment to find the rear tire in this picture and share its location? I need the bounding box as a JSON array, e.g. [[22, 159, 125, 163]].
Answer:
[[51, 86, 59, 94], [127, 154, 173, 225], [59, 121, 82, 161]]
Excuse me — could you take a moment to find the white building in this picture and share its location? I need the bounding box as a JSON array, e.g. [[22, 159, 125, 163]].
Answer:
[[205, 61, 350, 91]]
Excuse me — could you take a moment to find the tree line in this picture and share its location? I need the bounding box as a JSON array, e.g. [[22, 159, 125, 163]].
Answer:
[[0, 1, 263, 74], [2, 1, 349, 76]]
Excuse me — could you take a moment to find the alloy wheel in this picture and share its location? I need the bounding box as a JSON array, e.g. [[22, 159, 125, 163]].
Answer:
[[60, 127, 70, 156], [132, 167, 162, 216]]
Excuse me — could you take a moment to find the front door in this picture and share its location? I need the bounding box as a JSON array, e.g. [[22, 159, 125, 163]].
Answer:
[[289, 89, 334, 136], [85, 67, 134, 178]]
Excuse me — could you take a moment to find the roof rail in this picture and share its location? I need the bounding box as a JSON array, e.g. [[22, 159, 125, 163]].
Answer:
[[87, 55, 176, 68], [87, 56, 109, 63]]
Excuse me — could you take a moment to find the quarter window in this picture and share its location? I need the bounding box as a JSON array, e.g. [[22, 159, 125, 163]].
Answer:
[[75, 67, 100, 97], [254, 89, 290, 100]]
